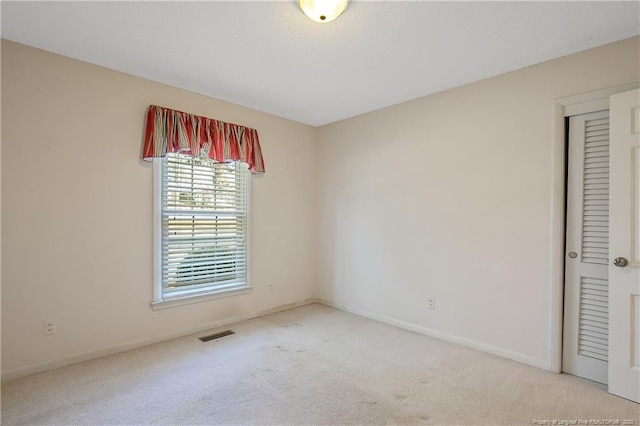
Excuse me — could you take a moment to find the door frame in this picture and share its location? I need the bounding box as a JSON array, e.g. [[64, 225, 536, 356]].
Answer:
[[549, 82, 639, 373]]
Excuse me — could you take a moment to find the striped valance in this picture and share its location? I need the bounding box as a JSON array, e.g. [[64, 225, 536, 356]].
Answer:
[[142, 105, 265, 174]]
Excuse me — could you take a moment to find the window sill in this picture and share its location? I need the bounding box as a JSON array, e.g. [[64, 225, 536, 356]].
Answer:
[[151, 285, 252, 311]]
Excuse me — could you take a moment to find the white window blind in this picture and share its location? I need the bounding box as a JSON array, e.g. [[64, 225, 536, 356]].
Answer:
[[155, 152, 249, 304]]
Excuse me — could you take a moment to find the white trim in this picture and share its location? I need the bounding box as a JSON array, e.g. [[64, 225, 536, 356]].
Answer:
[[2, 298, 550, 383], [1, 299, 316, 383], [246, 165, 252, 296], [563, 99, 608, 117], [549, 100, 566, 373], [549, 82, 639, 374], [316, 299, 548, 370], [151, 285, 252, 310], [152, 158, 163, 304], [555, 83, 639, 116]]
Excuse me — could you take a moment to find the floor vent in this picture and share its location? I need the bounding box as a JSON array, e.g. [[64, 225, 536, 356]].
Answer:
[[199, 330, 235, 342]]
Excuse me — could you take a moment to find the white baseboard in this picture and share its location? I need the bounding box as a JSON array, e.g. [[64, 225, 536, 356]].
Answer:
[[315, 298, 550, 371], [3, 298, 550, 382], [1, 299, 315, 383]]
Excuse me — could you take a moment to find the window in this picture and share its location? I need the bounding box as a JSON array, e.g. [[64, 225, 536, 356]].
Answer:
[[152, 152, 250, 308]]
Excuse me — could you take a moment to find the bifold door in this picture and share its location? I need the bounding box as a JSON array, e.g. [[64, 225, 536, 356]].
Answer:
[[608, 89, 639, 403], [563, 110, 610, 385]]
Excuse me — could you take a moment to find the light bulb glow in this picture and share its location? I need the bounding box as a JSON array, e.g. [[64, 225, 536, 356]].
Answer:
[[299, 0, 348, 23]]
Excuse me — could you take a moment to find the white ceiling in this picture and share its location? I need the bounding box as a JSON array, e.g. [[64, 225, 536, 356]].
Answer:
[[2, 1, 639, 126]]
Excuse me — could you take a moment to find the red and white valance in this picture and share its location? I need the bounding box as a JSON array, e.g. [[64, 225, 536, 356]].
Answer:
[[142, 105, 265, 174]]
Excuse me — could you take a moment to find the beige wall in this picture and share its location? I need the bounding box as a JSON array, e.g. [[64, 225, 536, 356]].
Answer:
[[315, 36, 639, 368], [3, 36, 639, 380], [1, 40, 317, 379]]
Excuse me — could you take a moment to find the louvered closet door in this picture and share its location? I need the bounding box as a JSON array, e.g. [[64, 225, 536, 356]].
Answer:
[[608, 89, 640, 403], [563, 109, 610, 385]]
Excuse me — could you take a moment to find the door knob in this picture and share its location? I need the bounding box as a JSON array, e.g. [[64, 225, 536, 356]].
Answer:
[[613, 257, 629, 267], [568, 252, 578, 259]]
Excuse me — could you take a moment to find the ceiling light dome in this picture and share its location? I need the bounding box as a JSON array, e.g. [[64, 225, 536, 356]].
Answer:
[[299, 0, 348, 23]]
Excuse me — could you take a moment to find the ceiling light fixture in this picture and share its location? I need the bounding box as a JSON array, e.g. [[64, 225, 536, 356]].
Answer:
[[299, 0, 348, 23]]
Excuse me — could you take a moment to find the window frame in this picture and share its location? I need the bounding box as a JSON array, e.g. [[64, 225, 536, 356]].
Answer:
[[151, 155, 252, 310]]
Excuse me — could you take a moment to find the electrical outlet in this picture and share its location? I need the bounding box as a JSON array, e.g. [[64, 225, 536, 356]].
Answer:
[[43, 320, 55, 336], [269, 283, 273, 292], [427, 298, 436, 310]]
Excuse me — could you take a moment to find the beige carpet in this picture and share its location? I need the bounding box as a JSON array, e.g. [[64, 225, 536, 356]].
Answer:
[[2, 304, 638, 425]]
